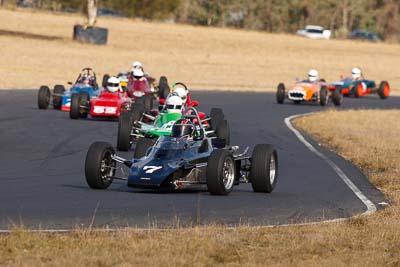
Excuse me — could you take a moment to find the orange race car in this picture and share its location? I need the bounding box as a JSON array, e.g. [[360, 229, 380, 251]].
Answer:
[[276, 69, 342, 106]]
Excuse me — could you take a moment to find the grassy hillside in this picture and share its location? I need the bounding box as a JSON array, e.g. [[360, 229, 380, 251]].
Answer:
[[0, 8, 399, 91]]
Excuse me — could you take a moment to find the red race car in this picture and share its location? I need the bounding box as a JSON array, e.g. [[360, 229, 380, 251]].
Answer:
[[69, 89, 132, 119]]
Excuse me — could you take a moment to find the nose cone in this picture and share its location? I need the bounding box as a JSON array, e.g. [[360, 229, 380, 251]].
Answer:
[[128, 159, 180, 188]]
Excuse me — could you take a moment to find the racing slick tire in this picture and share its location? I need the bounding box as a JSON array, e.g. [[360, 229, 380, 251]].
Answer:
[[215, 119, 230, 146], [319, 86, 328, 106], [210, 108, 224, 131], [52, 85, 65, 110], [276, 83, 285, 104], [38, 86, 51, 109], [85, 142, 116, 189], [158, 76, 170, 99], [117, 111, 133, 151], [332, 85, 343, 106], [143, 95, 153, 113], [378, 81, 390, 99], [250, 144, 278, 193], [131, 102, 145, 122], [102, 74, 110, 88], [79, 92, 90, 118], [206, 149, 235, 195], [134, 137, 155, 159], [70, 93, 81, 119]]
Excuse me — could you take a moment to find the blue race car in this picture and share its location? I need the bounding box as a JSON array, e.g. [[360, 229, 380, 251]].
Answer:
[[328, 77, 390, 99], [84, 107, 278, 195], [37, 68, 100, 111]]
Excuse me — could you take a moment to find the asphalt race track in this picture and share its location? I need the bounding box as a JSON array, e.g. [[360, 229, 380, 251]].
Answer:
[[0, 90, 399, 230]]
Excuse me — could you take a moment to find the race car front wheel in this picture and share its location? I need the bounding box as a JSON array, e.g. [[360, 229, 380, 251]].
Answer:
[[331, 85, 343, 106], [53, 85, 65, 110], [38, 86, 51, 109], [276, 83, 285, 104], [117, 111, 133, 151], [70, 93, 81, 119], [207, 149, 235, 195], [250, 144, 278, 193], [85, 142, 116, 189], [319, 86, 328, 106]]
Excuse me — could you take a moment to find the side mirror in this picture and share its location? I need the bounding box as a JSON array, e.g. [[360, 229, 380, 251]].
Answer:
[[159, 98, 166, 105], [191, 100, 199, 107], [67, 82, 73, 85]]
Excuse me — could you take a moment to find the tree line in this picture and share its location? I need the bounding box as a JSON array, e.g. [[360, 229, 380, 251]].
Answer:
[[9, 0, 400, 40]]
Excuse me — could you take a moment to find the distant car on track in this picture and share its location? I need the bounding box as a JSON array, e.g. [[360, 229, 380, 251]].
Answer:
[[69, 87, 132, 120], [37, 68, 100, 111], [85, 107, 278, 195], [296, 25, 331, 40], [328, 77, 390, 99], [277, 79, 342, 106]]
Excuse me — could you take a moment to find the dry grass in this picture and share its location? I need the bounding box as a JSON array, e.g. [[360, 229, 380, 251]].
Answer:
[[1, 8, 400, 91], [2, 110, 400, 266]]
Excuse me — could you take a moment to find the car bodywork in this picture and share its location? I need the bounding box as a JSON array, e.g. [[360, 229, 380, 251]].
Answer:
[[276, 79, 342, 106], [328, 77, 390, 99], [70, 90, 132, 119]]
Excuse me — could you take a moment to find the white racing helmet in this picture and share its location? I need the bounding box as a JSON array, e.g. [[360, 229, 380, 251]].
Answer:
[[352, 67, 362, 80], [107, 76, 120, 93], [132, 61, 143, 70], [173, 87, 188, 102], [132, 69, 144, 80], [308, 69, 319, 82], [165, 95, 183, 114]]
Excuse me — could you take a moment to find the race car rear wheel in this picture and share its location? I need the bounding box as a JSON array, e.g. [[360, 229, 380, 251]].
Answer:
[[319, 86, 328, 106], [38, 86, 50, 109], [210, 108, 224, 131], [276, 83, 285, 104], [331, 85, 343, 106], [70, 93, 81, 119], [79, 92, 90, 118], [378, 81, 390, 99], [102, 74, 110, 88], [53, 85, 65, 110], [85, 142, 116, 189], [158, 76, 170, 99], [134, 137, 155, 159], [250, 144, 278, 193], [131, 102, 145, 122], [207, 149, 235, 195], [143, 95, 153, 112], [352, 83, 364, 98], [215, 119, 230, 146], [117, 111, 133, 151]]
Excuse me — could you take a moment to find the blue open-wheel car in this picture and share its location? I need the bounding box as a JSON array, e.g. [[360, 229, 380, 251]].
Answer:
[[84, 107, 278, 195], [37, 68, 100, 111]]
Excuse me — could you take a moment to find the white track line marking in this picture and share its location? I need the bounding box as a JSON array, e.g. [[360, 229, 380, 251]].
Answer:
[[285, 112, 377, 216], [0, 112, 378, 233]]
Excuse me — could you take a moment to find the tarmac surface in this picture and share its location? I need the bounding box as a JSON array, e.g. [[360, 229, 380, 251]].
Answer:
[[0, 89, 398, 230]]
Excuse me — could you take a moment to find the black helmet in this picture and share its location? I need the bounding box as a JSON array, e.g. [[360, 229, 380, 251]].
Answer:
[[171, 119, 195, 138]]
